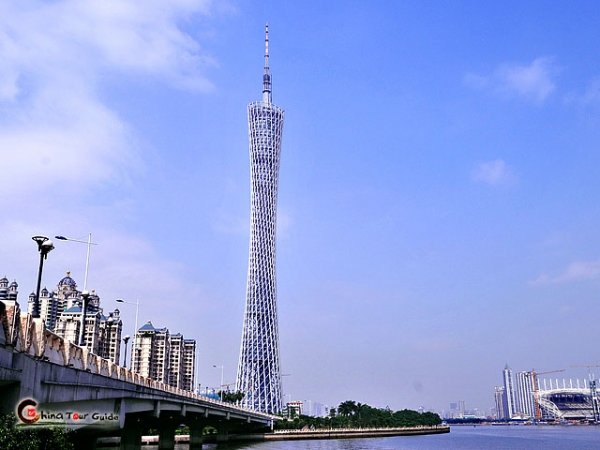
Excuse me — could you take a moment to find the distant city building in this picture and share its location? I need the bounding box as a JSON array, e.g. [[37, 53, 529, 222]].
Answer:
[[458, 400, 466, 417], [285, 401, 303, 418], [0, 277, 20, 345], [98, 310, 123, 363], [181, 338, 196, 391], [514, 371, 537, 418], [494, 386, 508, 419], [27, 272, 122, 364], [133, 321, 196, 391], [29, 272, 81, 328], [445, 400, 466, 419], [0, 277, 18, 300], [168, 334, 197, 391], [502, 364, 516, 419], [446, 402, 458, 419], [169, 333, 184, 387], [54, 303, 102, 349], [133, 321, 170, 383], [303, 401, 325, 418]]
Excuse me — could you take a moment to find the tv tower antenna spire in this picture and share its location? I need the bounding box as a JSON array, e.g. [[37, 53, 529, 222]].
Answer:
[[262, 24, 272, 103]]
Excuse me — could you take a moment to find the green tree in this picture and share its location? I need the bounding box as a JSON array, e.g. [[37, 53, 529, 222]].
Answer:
[[274, 401, 442, 431], [218, 390, 245, 404], [0, 414, 74, 450], [337, 400, 357, 418]]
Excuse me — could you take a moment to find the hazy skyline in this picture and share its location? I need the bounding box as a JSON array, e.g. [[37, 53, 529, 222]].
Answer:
[[1, 1, 600, 414]]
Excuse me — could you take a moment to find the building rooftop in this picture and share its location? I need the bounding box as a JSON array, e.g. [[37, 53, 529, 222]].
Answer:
[[58, 271, 77, 288], [138, 321, 156, 332]]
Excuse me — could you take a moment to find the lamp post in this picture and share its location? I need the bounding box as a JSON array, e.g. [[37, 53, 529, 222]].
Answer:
[[122, 335, 131, 368], [32, 236, 54, 319], [281, 373, 291, 412], [116, 298, 139, 370], [54, 234, 97, 291], [79, 290, 90, 346], [213, 364, 224, 401]]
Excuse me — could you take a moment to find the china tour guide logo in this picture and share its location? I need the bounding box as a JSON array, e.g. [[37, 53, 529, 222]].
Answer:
[[17, 398, 40, 425], [16, 398, 119, 429]]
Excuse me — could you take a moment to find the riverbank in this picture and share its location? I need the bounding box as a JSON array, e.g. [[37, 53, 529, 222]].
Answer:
[[97, 425, 449, 447], [253, 425, 450, 441]]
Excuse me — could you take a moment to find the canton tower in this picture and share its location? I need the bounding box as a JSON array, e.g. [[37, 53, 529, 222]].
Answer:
[[236, 25, 284, 414]]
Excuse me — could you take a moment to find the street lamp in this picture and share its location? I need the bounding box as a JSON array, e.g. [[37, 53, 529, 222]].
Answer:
[[213, 364, 224, 401], [32, 236, 54, 318], [281, 373, 291, 411], [54, 234, 97, 291], [116, 298, 139, 370], [79, 290, 90, 346], [122, 335, 131, 368]]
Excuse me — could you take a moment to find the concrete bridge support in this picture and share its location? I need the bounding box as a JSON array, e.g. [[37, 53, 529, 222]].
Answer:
[[72, 433, 98, 450], [187, 416, 205, 450], [216, 420, 231, 443], [189, 427, 204, 450], [158, 417, 179, 450], [120, 416, 143, 450]]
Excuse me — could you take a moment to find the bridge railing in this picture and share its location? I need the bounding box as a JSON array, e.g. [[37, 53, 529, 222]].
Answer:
[[0, 302, 274, 419]]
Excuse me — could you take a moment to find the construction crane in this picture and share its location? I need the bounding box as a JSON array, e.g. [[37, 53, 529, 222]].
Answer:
[[572, 364, 600, 423], [531, 368, 565, 421]]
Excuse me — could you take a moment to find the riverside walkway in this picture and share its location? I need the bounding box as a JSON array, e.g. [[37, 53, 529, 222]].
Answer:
[[260, 425, 450, 440]]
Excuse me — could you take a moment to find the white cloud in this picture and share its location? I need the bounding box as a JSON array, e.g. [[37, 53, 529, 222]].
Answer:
[[0, 0, 214, 197], [531, 260, 600, 286], [0, 216, 207, 338], [471, 159, 515, 187], [0, 1, 219, 327], [465, 57, 557, 103]]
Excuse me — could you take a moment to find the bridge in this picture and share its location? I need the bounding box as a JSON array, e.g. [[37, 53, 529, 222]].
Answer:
[[0, 301, 277, 449]]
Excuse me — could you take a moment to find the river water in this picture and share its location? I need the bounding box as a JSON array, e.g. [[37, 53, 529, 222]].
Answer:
[[189, 425, 600, 450]]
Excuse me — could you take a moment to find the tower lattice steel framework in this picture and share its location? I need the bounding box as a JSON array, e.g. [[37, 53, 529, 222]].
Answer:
[[236, 25, 284, 414]]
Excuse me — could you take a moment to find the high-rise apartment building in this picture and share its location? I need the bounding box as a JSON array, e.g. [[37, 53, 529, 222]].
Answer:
[[168, 334, 197, 391], [181, 338, 196, 392], [98, 310, 123, 364], [28, 272, 122, 364], [133, 321, 170, 383], [54, 304, 102, 349], [169, 333, 184, 387], [0, 277, 18, 301], [30, 272, 81, 328], [494, 386, 508, 419], [236, 25, 285, 414], [502, 364, 516, 419], [514, 371, 537, 418], [0, 277, 20, 345], [132, 321, 195, 391]]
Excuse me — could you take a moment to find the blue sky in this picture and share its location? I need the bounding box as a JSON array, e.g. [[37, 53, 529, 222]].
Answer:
[[2, 0, 600, 414]]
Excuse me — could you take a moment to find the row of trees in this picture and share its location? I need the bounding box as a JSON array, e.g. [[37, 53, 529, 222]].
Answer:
[[276, 400, 442, 430], [217, 390, 245, 403]]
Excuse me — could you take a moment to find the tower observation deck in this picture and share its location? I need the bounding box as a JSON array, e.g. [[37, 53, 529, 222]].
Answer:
[[236, 25, 284, 414]]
